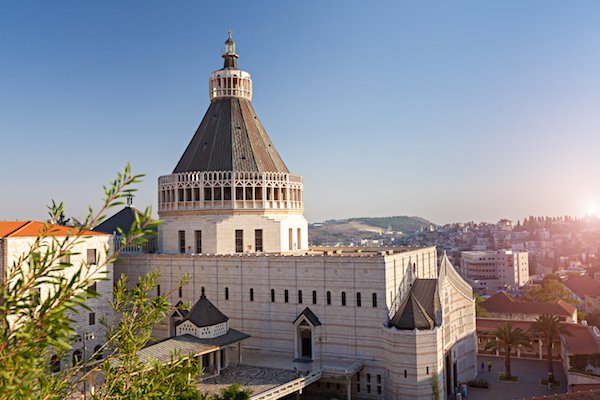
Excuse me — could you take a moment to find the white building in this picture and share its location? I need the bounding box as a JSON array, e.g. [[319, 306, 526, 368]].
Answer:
[[459, 250, 529, 290], [0, 221, 114, 370], [114, 33, 477, 400]]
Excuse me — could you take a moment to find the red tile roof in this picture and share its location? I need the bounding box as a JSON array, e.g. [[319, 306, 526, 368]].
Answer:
[[481, 291, 576, 317], [477, 318, 533, 332], [572, 385, 600, 393], [477, 318, 600, 355], [0, 221, 107, 238], [564, 275, 600, 298], [562, 324, 600, 355], [524, 389, 600, 400]]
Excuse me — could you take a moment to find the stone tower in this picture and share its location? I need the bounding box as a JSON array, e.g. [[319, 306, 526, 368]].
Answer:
[[158, 32, 308, 254]]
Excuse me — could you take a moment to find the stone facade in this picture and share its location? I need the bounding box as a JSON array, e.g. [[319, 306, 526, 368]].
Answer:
[[0, 227, 114, 370], [116, 248, 477, 399], [159, 211, 308, 254]]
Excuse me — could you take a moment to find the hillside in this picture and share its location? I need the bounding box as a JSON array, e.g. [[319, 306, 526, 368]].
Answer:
[[308, 216, 436, 246]]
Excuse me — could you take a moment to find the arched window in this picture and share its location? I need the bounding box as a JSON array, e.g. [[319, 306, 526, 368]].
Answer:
[[201, 286, 205, 296], [225, 287, 229, 300], [372, 293, 377, 308], [72, 349, 82, 366], [312, 290, 317, 305], [298, 290, 303, 304], [178, 286, 183, 298], [356, 292, 362, 307], [157, 284, 161, 297], [341, 292, 346, 306], [271, 289, 275, 303], [284, 289, 289, 303], [327, 291, 331, 305], [50, 354, 61, 373], [249, 288, 254, 302]]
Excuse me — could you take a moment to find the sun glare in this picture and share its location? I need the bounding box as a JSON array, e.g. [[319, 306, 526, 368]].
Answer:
[[586, 203, 598, 217]]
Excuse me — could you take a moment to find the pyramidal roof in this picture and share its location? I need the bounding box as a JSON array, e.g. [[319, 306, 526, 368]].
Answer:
[[390, 293, 435, 330], [179, 294, 229, 328], [93, 205, 157, 235], [173, 97, 289, 174], [390, 279, 440, 330]]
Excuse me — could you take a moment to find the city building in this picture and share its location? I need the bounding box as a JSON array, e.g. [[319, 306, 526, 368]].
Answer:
[[0, 221, 114, 371], [479, 291, 577, 323], [113, 33, 477, 400], [459, 250, 529, 290], [563, 275, 600, 312]]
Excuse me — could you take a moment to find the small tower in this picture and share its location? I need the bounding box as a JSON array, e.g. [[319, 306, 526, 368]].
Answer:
[[208, 30, 252, 101], [158, 32, 308, 254]]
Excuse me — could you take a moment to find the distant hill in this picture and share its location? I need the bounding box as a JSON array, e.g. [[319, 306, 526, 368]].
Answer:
[[308, 216, 436, 245]]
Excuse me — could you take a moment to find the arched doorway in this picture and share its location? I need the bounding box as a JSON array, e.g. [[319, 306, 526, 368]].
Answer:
[[299, 324, 312, 359]]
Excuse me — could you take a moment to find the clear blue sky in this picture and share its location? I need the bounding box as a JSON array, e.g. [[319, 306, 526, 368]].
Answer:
[[1, 1, 599, 225]]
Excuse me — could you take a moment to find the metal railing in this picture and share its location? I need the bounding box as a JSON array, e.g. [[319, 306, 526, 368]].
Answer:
[[250, 370, 322, 400]]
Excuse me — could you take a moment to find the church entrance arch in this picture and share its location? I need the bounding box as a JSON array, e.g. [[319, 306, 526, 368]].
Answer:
[[292, 308, 321, 361]]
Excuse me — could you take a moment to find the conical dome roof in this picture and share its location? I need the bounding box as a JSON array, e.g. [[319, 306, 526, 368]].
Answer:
[[173, 97, 289, 174]]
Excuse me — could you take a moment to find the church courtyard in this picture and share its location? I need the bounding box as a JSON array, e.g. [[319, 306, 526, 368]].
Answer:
[[468, 356, 566, 400]]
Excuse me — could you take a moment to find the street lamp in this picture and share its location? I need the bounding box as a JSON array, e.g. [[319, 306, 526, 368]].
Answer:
[[81, 332, 95, 400]]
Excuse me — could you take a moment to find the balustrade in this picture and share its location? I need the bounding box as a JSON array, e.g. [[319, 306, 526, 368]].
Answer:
[[158, 171, 303, 212]]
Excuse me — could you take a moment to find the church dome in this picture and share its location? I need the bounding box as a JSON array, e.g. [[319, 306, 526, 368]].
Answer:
[[172, 31, 288, 174]]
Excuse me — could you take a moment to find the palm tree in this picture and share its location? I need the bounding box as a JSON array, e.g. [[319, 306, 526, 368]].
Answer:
[[485, 322, 531, 379], [529, 314, 572, 384]]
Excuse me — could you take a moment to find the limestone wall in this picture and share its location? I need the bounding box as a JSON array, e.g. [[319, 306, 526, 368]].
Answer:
[[382, 327, 444, 400], [159, 212, 308, 254], [116, 248, 476, 399], [2, 234, 114, 369]]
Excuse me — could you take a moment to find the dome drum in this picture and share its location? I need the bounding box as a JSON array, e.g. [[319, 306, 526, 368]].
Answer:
[[159, 170, 303, 213], [209, 69, 252, 101]]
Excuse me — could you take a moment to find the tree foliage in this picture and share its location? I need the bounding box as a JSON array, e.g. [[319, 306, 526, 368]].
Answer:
[[485, 322, 531, 379], [529, 314, 572, 384], [0, 165, 203, 400], [523, 274, 576, 305], [212, 384, 252, 400], [474, 293, 488, 317]]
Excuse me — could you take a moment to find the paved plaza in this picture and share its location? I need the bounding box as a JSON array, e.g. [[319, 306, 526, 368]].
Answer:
[[466, 355, 567, 400], [196, 364, 299, 398]]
